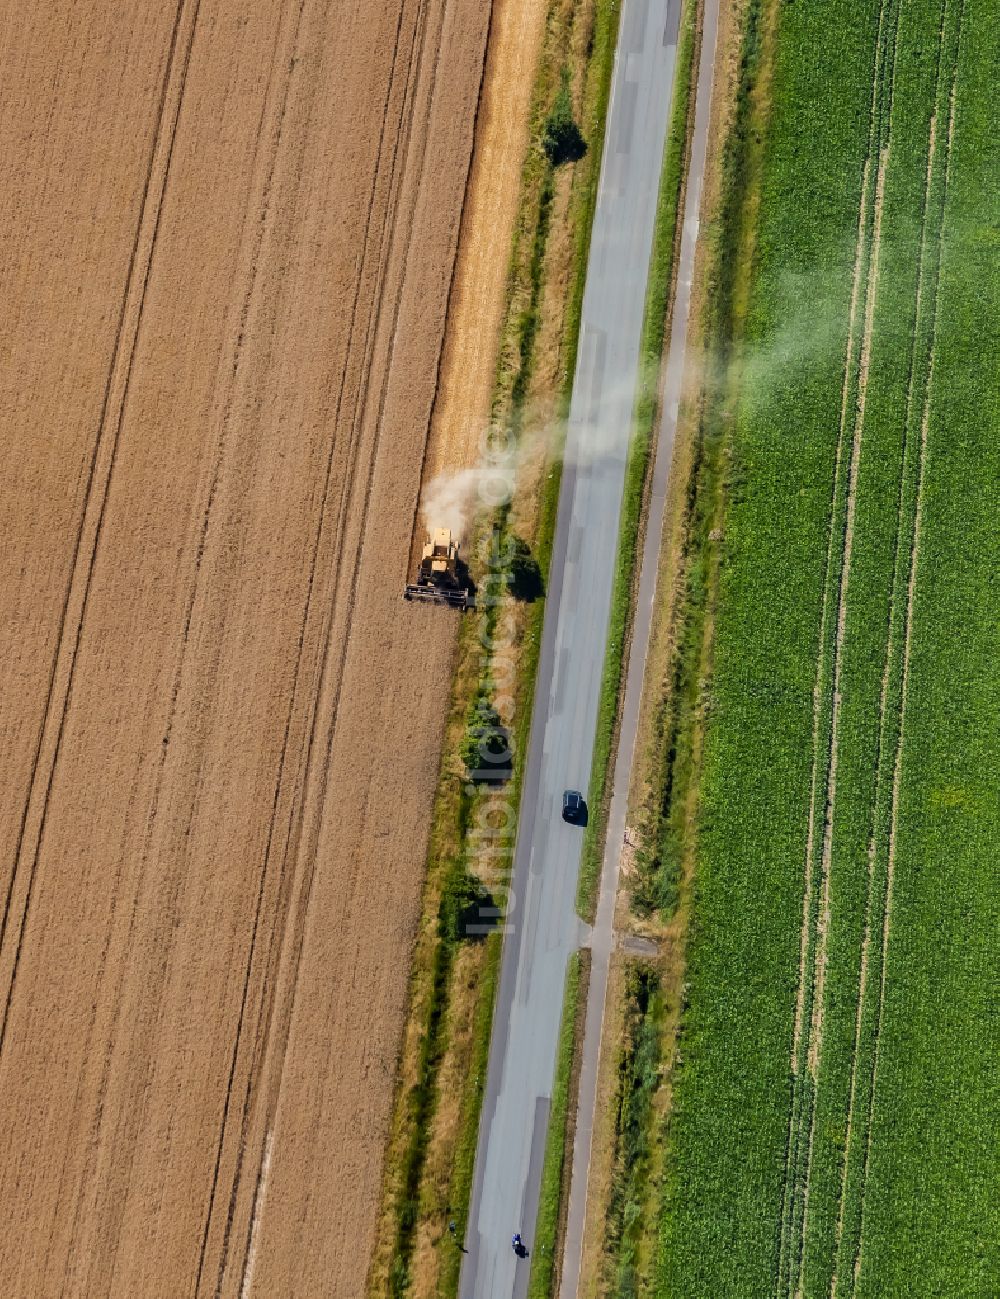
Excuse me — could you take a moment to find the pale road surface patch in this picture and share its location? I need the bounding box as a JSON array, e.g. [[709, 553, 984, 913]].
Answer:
[[560, 0, 720, 1291], [459, 1, 688, 1296]]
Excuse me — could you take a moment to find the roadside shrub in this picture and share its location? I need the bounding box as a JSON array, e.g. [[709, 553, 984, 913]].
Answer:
[[543, 82, 586, 166], [439, 864, 495, 944], [509, 535, 544, 602], [460, 688, 512, 782]]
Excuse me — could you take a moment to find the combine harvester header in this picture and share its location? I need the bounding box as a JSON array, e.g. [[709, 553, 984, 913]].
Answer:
[[404, 527, 472, 611]]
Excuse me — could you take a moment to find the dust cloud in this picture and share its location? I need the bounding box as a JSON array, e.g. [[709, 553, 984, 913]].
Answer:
[[418, 373, 642, 542], [419, 255, 857, 542]]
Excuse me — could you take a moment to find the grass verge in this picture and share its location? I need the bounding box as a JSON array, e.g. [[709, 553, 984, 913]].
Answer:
[[598, 961, 665, 1294], [435, 929, 502, 1297], [626, 0, 774, 927], [577, 0, 700, 921], [368, 3, 621, 1294]]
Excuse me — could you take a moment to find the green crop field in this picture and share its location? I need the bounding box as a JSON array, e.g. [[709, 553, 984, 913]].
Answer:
[[656, 0, 998, 1296]]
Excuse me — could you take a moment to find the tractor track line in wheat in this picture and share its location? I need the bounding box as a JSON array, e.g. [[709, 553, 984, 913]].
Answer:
[[0, 0, 203, 1061]]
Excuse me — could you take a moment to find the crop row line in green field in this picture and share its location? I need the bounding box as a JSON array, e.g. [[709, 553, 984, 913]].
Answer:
[[837, 4, 966, 1292], [798, 2, 966, 1290], [787, 2, 972, 1291], [776, 1, 904, 1289], [852, 0, 1000, 1281], [790, 14, 905, 1294]]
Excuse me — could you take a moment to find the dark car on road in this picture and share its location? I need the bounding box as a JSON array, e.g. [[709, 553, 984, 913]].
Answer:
[[562, 789, 586, 824]]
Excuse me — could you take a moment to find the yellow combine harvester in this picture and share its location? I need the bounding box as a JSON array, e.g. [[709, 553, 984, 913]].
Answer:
[[404, 527, 472, 610]]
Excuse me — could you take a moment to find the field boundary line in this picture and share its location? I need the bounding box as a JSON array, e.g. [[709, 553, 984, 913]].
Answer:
[[0, 0, 202, 1058], [404, 0, 499, 567]]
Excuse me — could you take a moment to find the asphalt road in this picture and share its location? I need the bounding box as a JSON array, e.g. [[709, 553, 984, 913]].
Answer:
[[559, 0, 720, 1290], [460, 2, 685, 1294]]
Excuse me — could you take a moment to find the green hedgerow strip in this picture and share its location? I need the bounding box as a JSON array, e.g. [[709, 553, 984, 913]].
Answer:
[[374, 3, 623, 1293], [600, 963, 665, 1294]]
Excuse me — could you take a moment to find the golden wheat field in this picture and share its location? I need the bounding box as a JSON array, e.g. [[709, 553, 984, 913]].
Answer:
[[0, 1, 493, 1293]]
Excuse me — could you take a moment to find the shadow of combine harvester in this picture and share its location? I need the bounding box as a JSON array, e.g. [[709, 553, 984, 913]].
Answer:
[[403, 527, 473, 611]]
